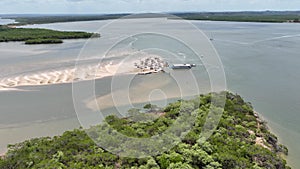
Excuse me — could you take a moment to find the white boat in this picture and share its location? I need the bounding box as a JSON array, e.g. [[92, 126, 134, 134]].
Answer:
[[171, 64, 196, 69]]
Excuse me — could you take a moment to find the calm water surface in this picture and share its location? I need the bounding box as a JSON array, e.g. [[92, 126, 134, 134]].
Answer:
[[0, 18, 15, 25], [1, 19, 300, 168]]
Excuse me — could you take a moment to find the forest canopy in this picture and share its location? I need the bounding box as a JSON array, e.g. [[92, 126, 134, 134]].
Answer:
[[0, 92, 290, 169], [0, 26, 100, 44]]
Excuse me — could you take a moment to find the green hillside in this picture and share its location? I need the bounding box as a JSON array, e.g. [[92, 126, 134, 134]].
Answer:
[[0, 92, 290, 169]]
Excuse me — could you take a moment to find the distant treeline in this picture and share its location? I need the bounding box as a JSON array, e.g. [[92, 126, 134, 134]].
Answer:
[[2, 11, 300, 25], [25, 38, 63, 45], [0, 26, 100, 44], [3, 14, 129, 25], [174, 11, 300, 23]]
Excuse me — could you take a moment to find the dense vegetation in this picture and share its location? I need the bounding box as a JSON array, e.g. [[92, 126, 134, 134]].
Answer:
[[176, 12, 300, 23], [25, 38, 63, 44], [0, 92, 290, 169], [3, 14, 128, 25], [2, 11, 300, 25], [0, 26, 100, 44]]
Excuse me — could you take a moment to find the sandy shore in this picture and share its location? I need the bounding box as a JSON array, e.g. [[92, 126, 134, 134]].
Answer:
[[85, 71, 200, 111], [0, 55, 168, 91], [0, 62, 135, 91]]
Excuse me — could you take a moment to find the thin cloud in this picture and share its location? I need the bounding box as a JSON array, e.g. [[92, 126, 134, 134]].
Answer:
[[0, 0, 300, 14]]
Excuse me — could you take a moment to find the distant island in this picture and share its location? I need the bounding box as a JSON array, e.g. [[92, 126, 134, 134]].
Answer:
[[174, 11, 300, 23], [0, 92, 290, 169], [1, 11, 300, 25], [0, 11, 298, 45], [0, 25, 100, 45], [2, 14, 127, 25]]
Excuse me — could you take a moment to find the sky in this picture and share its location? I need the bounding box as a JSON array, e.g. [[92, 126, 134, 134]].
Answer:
[[0, 0, 299, 14]]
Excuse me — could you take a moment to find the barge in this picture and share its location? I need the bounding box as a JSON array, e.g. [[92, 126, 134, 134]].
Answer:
[[171, 64, 196, 69]]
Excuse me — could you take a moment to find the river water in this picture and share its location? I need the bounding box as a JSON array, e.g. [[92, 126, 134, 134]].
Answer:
[[1, 19, 300, 168], [0, 18, 16, 25]]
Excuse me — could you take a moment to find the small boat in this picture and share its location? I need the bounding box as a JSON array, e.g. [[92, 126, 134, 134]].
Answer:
[[138, 72, 152, 75], [171, 64, 196, 69]]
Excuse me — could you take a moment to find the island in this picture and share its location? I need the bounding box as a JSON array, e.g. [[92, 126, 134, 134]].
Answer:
[[2, 11, 300, 25], [3, 14, 127, 25], [0, 25, 100, 45], [0, 92, 290, 169], [174, 11, 300, 23]]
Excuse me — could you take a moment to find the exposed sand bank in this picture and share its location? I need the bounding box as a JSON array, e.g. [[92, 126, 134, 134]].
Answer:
[[0, 63, 119, 90], [85, 72, 201, 111], [0, 56, 168, 91]]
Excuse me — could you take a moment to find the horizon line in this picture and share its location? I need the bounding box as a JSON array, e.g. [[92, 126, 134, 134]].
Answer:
[[1, 10, 300, 16]]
